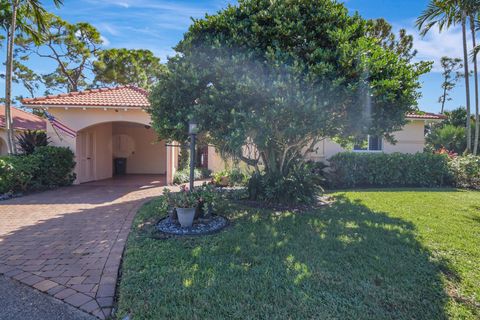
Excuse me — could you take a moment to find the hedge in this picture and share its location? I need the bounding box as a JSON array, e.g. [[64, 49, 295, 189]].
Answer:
[[0, 146, 76, 194], [328, 152, 452, 188], [448, 155, 480, 189]]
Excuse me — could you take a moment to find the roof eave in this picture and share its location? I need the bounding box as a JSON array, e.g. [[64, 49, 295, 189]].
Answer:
[[407, 117, 445, 123], [23, 104, 149, 110]]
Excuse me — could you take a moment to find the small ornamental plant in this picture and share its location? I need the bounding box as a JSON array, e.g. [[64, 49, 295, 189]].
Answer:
[[195, 183, 220, 217], [434, 147, 458, 159], [163, 186, 198, 208], [196, 184, 219, 206]]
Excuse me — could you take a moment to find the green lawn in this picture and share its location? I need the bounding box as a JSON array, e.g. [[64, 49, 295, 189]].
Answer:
[[116, 189, 480, 319]]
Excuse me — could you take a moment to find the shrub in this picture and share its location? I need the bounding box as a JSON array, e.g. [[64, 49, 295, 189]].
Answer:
[[0, 155, 40, 193], [32, 146, 76, 187], [328, 152, 451, 188], [0, 146, 76, 194], [200, 168, 212, 179], [448, 155, 480, 189], [16, 130, 49, 155], [247, 163, 324, 204], [173, 168, 203, 185], [212, 168, 249, 187]]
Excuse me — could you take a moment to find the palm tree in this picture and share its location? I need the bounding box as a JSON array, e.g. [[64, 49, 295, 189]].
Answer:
[[417, 0, 477, 153], [470, 12, 480, 154], [3, 0, 63, 154]]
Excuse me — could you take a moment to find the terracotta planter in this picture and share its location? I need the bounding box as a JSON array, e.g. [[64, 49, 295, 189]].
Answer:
[[176, 207, 196, 227]]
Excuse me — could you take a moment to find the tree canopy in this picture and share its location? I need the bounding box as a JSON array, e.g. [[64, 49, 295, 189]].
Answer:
[[150, 0, 429, 178], [17, 13, 102, 94], [93, 48, 166, 90], [7, 14, 165, 98]]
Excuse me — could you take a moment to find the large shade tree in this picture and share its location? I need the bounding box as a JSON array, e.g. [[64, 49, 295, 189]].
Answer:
[[2, 0, 63, 154], [150, 0, 429, 188], [17, 13, 102, 94], [93, 48, 165, 90]]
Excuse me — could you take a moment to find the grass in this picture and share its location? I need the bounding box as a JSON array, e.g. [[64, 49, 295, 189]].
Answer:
[[116, 189, 480, 319]]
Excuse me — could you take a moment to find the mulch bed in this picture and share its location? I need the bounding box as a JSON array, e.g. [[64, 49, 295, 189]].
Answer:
[[156, 214, 229, 236]]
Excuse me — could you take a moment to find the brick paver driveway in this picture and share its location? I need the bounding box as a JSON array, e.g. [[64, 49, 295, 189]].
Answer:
[[0, 175, 168, 319]]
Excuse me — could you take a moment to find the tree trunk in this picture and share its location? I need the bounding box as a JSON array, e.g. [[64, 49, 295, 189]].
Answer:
[[4, 1, 19, 155], [441, 85, 447, 114], [462, 13, 472, 154], [471, 15, 479, 155]]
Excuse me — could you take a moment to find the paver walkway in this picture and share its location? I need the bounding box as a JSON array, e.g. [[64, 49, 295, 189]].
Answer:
[[0, 175, 170, 319]]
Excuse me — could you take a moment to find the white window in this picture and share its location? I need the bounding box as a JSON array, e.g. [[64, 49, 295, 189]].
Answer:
[[353, 135, 383, 152]]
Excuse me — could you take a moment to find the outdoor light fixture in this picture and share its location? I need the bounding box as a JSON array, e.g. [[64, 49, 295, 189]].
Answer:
[[188, 120, 199, 135], [188, 119, 199, 191]]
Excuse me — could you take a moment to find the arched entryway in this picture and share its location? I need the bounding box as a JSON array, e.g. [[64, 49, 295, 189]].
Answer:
[[76, 121, 167, 183]]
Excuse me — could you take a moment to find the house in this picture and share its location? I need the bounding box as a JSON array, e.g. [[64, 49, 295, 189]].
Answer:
[[306, 112, 447, 162], [22, 85, 445, 185], [0, 105, 46, 155], [22, 86, 177, 184]]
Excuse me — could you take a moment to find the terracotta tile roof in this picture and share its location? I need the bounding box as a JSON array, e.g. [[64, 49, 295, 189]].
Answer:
[[21, 85, 150, 108], [406, 112, 447, 120], [0, 105, 46, 131]]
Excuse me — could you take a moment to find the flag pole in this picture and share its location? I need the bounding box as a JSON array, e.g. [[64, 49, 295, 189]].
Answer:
[[41, 107, 64, 142]]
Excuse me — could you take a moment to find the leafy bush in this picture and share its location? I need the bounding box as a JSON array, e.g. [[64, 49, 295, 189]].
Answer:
[[328, 152, 452, 188], [448, 155, 480, 189], [16, 130, 49, 155], [212, 168, 248, 187], [32, 146, 76, 187], [200, 168, 212, 179], [0, 155, 40, 193], [173, 168, 204, 185], [0, 146, 76, 194], [426, 124, 466, 154], [247, 163, 324, 204]]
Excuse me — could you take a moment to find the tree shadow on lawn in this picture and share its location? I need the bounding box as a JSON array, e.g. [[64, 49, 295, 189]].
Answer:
[[121, 195, 457, 320], [328, 187, 460, 193]]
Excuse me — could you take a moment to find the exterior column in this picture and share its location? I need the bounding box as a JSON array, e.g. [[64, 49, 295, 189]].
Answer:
[[166, 142, 179, 185]]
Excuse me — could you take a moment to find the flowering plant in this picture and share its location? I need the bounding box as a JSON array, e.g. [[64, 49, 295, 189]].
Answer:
[[163, 186, 198, 208], [434, 147, 458, 159], [195, 183, 218, 204]]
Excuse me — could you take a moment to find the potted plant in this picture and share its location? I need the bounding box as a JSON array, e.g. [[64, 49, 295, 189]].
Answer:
[[164, 186, 198, 227]]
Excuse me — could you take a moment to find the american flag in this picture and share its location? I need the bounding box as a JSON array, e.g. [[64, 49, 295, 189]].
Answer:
[[45, 111, 76, 138]]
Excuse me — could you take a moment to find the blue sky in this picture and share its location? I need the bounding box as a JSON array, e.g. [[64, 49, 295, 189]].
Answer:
[[0, 0, 472, 114]]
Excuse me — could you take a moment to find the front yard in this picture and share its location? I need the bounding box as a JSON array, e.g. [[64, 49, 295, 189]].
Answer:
[[117, 189, 480, 319]]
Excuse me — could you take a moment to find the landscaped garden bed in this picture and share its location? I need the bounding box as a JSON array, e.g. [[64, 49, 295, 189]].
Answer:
[[116, 189, 480, 319], [0, 146, 76, 199]]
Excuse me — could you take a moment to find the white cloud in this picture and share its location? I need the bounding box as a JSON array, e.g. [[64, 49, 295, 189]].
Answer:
[[400, 22, 468, 72], [101, 35, 111, 46], [107, 0, 130, 8], [97, 23, 120, 36], [117, 2, 130, 8]]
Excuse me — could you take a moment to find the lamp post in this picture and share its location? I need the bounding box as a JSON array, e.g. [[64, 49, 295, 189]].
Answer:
[[188, 120, 198, 191]]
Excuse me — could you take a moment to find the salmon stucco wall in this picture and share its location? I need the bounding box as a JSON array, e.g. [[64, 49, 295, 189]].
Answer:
[[0, 130, 10, 155], [44, 107, 171, 183], [207, 146, 228, 172], [112, 122, 166, 174], [307, 121, 426, 161], [93, 122, 113, 181], [382, 121, 425, 153], [46, 108, 152, 131], [207, 121, 428, 168]]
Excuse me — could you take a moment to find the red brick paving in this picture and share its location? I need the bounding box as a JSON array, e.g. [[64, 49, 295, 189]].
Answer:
[[0, 175, 171, 319]]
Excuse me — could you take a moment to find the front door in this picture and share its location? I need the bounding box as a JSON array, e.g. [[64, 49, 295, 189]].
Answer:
[[78, 131, 95, 183]]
